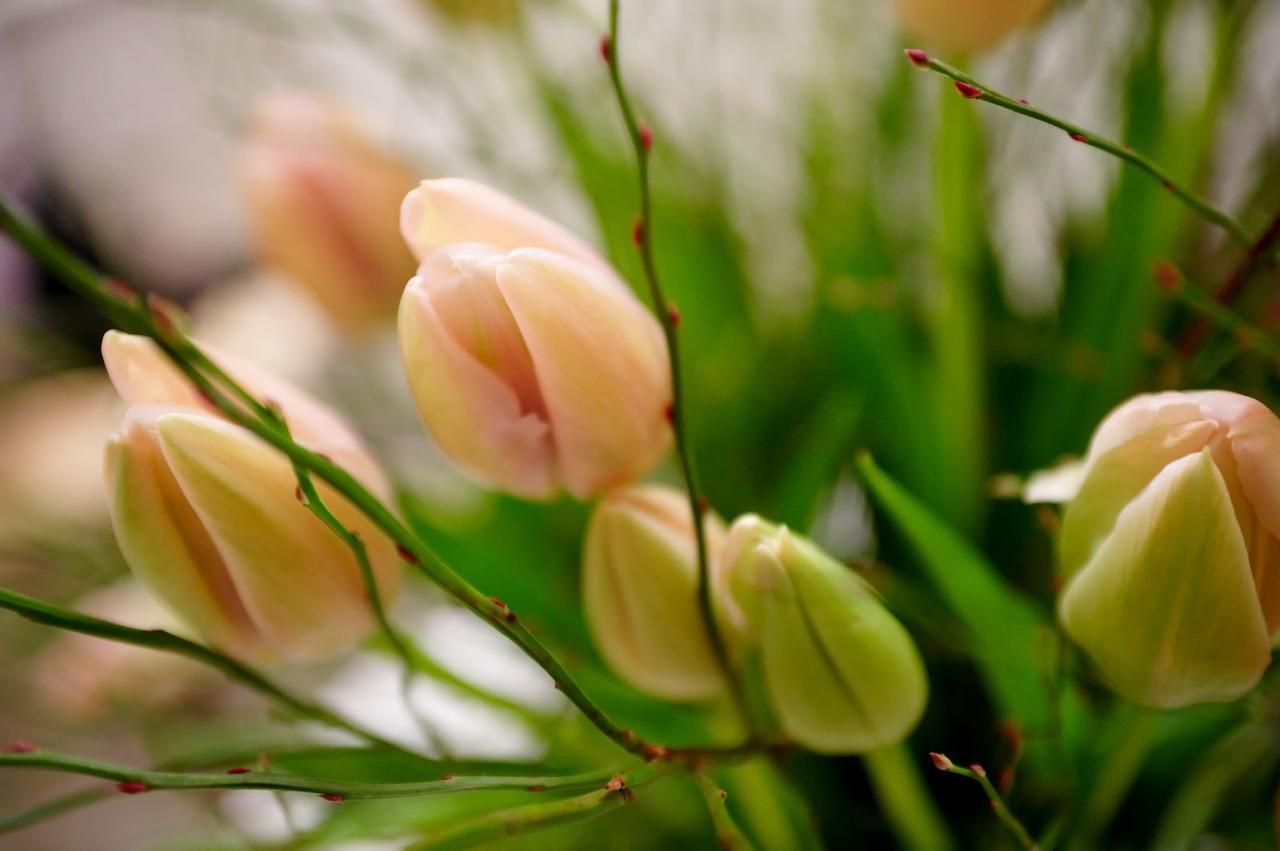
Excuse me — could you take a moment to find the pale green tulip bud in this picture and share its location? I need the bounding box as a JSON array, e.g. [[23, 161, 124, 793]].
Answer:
[[581, 485, 728, 701], [720, 515, 927, 754], [398, 242, 670, 500], [105, 407, 401, 665], [1059, 391, 1280, 708]]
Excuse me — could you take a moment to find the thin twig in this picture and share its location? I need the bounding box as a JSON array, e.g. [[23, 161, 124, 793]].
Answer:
[[268, 406, 447, 756], [602, 0, 750, 733], [0, 749, 615, 800], [1153, 260, 1280, 363], [903, 49, 1251, 247], [0, 586, 411, 755], [403, 761, 680, 850], [929, 753, 1039, 851], [1179, 208, 1280, 354], [694, 772, 756, 850]]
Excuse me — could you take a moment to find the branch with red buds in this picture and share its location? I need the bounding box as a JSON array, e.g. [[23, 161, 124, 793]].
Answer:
[[403, 761, 679, 850], [0, 586, 408, 756], [929, 753, 1040, 850], [903, 49, 1252, 248], [0, 748, 618, 801], [602, 0, 751, 736]]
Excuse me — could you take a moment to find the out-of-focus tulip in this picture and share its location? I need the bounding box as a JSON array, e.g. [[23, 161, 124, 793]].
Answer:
[[239, 93, 418, 333], [401, 179, 617, 282], [34, 582, 219, 722], [105, 406, 400, 665], [424, 0, 517, 26], [0, 371, 122, 535], [720, 515, 927, 754], [399, 244, 670, 499], [1058, 391, 1280, 708], [582, 485, 727, 701], [890, 0, 1054, 55]]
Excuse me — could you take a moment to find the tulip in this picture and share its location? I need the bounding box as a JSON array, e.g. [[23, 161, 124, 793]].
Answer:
[[401, 179, 620, 283], [1058, 391, 1280, 708], [890, 0, 1054, 55], [239, 92, 418, 333], [105, 406, 400, 664], [101, 331, 399, 664], [399, 244, 670, 499], [581, 485, 727, 701], [720, 515, 927, 754]]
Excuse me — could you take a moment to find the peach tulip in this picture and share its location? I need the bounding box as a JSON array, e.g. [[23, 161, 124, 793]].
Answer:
[[890, 0, 1054, 55]]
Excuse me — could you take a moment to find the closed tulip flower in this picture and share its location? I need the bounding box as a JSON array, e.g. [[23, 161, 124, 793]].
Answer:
[[399, 243, 670, 499], [721, 515, 927, 754], [1058, 391, 1280, 708], [101, 332, 400, 664], [239, 93, 418, 333], [582, 485, 727, 701], [890, 0, 1054, 55]]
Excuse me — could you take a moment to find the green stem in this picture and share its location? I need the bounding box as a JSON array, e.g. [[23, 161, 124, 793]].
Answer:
[[603, 0, 750, 736], [695, 771, 757, 850], [0, 749, 614, 800], [404, 761, 679, 850], [905, 51, 1251, 247], [0, 789, 110, 835], [864, 744, 954, 851], [0, 586, 413, 755], [932, 755, 1038, 850]]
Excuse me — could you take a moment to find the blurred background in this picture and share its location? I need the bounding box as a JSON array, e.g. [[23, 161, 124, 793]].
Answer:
[[2, 0, 1279, 848]]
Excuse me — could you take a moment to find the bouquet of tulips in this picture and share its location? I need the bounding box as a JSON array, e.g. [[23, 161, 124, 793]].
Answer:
[[2, 0, 1279, 848]]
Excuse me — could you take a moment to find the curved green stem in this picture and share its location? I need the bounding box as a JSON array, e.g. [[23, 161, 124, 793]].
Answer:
[[931, 755, 1038, 851], [0, 749, 615, 800], [695, 771, 757, 850], [404, 761, 680, 850], [905, 51, 1251, 247], [603, 0, 750, 736], [0, 586, 411, 755]]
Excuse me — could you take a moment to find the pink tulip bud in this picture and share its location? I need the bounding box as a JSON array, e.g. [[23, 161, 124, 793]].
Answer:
[[581, 485, 727, 701], [888, 0, 1055, 55], [1058, 391, 1280, 707], [100, 332, 399, 664], [238, 93, 418, 334], [398, 244, 671, 499], [105, 407, 400, 664]]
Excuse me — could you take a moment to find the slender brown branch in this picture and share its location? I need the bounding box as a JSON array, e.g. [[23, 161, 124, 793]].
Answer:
[[1178, 208, 1280, 354], [929, 753, 1039, 851]]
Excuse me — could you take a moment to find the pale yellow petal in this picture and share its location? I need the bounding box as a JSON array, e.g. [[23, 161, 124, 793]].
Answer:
[[1059, 450, 1270, 708]]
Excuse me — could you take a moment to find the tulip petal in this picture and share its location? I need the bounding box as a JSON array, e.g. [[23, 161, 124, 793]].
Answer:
[[105, 409, 262, 660], [497, 249, 671, 499], [399, 267, 556, 499], [400, 179, 614, 281], [156, 412, 397, 663], [582, 487, 723, 701], [102, 332, 390, 496], [1059, 450, 1270, 708], [1059, 417, 1218, 580]]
